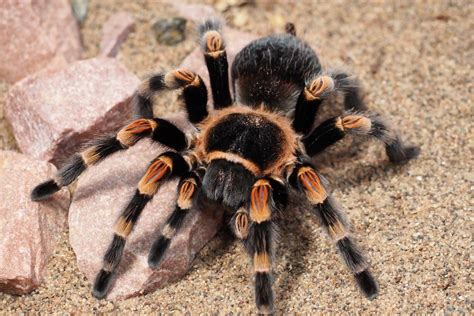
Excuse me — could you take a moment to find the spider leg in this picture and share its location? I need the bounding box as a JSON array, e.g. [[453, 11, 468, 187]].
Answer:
[[289, 162, 378, 299], [92, 151, 189, 299], [292, 74, 337, 134], [133, 69, 209, 124], [148, 166, 205, 268], [199, 20, 233, 109], [31, 117, 188, 201], [234, 177, 288, 315], [302, 110, 420, 164]]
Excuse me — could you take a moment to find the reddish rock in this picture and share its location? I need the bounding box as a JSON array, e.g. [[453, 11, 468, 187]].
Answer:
[[172, 2, 222, 23], [99, 12, 136, 58], [5, 57, 139, 166], [69, 113, 223, 300], [0, 0, 83, 83], [0, 150, 70, 294]]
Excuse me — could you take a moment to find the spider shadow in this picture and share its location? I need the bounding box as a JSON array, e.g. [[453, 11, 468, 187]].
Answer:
[[72, 166, 145, 201], [320, 146, 417, 193], [275, 191, 317, 312]]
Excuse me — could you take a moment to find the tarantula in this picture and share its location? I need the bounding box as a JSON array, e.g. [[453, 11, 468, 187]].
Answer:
[[31, 20, 419, 314]]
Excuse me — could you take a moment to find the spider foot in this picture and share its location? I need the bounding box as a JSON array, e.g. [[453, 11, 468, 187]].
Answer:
[[31, 179, 60, 201], [92, 269, 114, 299], [386, 136, 420, 164], [148, 236, 170, 269], [355, 269, 379, 300]]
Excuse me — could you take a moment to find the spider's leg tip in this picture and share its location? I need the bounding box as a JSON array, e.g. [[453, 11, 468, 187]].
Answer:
[[387, 142, 421, 165], [355, 270, 379, 300], [148, 236, 170, 269], [257, 305, 274, 315], [147, 255, 161, 269], [92, 269, 113, 299], [31, 179, 60, 201], [405, 145, 421, 160]]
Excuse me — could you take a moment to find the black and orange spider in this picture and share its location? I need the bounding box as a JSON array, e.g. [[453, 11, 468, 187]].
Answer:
[[31, 20, 419, 314]]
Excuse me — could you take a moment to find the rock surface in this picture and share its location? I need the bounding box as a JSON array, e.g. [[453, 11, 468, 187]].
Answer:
[[0, 0, 83, 83], [69, 113, 223, 300], [100, 11, 136, 58], [5, 57, 139, 166], [172, 2, 219, 22], [0, 151, 70, 294]]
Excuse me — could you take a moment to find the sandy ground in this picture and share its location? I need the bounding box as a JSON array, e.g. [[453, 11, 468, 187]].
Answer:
[[1, 0, 473, 313]]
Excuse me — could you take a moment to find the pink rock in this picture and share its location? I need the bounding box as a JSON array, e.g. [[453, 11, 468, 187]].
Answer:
[[0, 150, 70, 294], [0, 0, 83, 83], [5, 57, 139, 166], [172, 2, 220, 22], [99, 12, 136, 58], [69, 113, 223, 300]]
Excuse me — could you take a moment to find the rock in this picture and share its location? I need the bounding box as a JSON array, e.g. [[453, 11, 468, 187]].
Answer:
[[69, 113, 223, 300], [0, 150, 70, 294], [171, 2, 220, 22], [99, 12, 136, 58], [5, 57, 139, 166], [71, 0, 89, 24], [152, 17, 187, 46], [0, 0, 82, 83]]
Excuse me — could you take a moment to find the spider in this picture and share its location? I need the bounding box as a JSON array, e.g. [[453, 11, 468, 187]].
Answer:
[[31, 20, 419, 314]]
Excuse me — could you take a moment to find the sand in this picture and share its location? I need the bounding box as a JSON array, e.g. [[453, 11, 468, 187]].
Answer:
[[1, 0, 472, 313]]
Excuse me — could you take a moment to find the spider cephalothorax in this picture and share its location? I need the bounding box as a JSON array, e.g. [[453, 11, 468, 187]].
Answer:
[[31, 20, 419, 314]]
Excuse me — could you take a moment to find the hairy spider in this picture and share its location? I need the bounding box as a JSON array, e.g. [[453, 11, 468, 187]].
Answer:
[[31, 20, 419, 314]]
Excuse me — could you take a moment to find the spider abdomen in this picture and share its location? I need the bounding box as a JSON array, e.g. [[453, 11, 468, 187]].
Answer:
[[231, 34, 321, 112]]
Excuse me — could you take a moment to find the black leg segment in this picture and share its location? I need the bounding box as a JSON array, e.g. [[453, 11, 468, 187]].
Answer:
[[199, 20, 232, 109]]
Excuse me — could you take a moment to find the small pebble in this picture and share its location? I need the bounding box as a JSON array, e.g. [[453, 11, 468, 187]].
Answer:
[[152, 17, 187, 46]]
